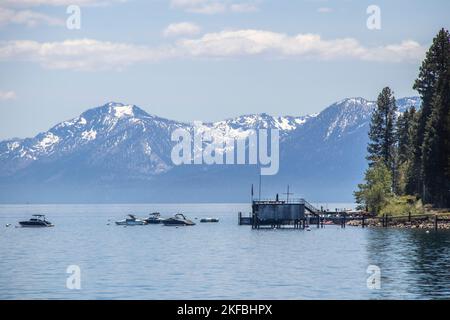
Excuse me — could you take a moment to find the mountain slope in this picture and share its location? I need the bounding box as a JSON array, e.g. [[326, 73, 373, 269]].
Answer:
[[0, 97, 420, 203]]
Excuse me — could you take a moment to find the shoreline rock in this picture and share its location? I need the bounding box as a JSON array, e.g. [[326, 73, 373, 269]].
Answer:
[[346, 218, 450, 230]]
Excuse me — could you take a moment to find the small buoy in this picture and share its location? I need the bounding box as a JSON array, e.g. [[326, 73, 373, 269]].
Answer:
[[6, 223, 11, 227], [426, 230, 430, 234]]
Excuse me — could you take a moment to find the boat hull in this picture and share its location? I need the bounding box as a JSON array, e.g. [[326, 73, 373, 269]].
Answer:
[[200, 218, 219, 223], [162, 220, 195, 226], [115, 220, 147, 226], [19, 221, 53, 227], [145, 219, 162, 224]]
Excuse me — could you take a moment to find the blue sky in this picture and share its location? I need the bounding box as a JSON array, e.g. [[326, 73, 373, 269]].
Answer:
[[0, 0, 449, 140]]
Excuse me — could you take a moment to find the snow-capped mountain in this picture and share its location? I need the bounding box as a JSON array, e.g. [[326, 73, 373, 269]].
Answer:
[[0, 97, 420, 203], [0, 102, 188, 179], [0, 103, 313, 179]]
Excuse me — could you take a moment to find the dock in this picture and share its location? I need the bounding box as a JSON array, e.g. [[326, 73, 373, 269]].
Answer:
[[239, 197, 450, 231], [238, 191, 371, 229], [238, 198, 321, 229]]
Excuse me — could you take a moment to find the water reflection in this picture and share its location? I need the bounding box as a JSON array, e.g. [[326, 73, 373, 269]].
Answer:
[[366, 228, 450, 299]]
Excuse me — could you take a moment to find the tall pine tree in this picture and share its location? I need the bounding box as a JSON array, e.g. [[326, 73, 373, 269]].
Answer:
[[412, 28, 450, 206], [397, 108, 415, 164], [367, 87, 398, 191], [411, 28, 450, 202], [422, 60, 450, 206], [397, 107, 417, 195]]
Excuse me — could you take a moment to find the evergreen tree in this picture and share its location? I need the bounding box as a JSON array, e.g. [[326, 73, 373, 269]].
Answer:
[[404, 108, 420, 195], [422, 71, 450, 207], [397, 108, 414, 164], [396, 107, 416, 194], [367, 104, 384, 165], [412, 28, 450, 201], [367, 87, 397, 190]]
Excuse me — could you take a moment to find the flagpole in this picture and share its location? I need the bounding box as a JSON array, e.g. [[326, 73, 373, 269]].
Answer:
[[258, 173, 262, 201]]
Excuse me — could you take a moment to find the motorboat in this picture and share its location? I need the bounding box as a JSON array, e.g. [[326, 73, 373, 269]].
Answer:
[[200, 217, 219, 223], [19, 214, 54, 227], [115, 214, 147, 226], [162, 213, 195, 226], [144, 212, 163, 224]]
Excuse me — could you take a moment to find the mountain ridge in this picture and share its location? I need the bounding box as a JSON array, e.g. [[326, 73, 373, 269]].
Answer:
[[0, 96, 421, 203]]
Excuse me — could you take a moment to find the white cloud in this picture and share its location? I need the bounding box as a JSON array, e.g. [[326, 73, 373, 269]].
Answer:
[[1, 0, 126, 7], [0, 90, 16, 100], [0, 30, 427, 71], [0, 0, 126, 27], [230, 3, 259, 13], [170, 0, 258, 14], [0, 38, 176, 71], [170, 0, 205, 6], [163, 22, 201, 37], [177, 30, 426, 63], [188, 2, 226, 14], [0, 7, 64, 27], [317, 7, 333, 13]]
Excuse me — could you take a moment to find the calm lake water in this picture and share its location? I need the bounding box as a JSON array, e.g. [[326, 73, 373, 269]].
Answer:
[[0, 203, 449, 300]]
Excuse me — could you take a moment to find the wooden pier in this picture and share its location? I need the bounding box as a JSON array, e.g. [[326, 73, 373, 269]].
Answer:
[[238, 198, 371, 229], [239, 206, 450, 230]]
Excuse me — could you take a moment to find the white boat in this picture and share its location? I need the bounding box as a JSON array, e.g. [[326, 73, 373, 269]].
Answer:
[[115, 214, 147, 226]]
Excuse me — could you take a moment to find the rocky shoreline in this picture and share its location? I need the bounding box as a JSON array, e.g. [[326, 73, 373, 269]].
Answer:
[[347, 218, 450, 230]]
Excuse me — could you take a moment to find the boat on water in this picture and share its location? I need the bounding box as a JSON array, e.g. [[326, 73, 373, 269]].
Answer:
[[200, 218, 219, 223], [162, 214, 195, 226], [19, 215, 54, 227], [144, 212, 163, 224], [115, 214, 147, 226]]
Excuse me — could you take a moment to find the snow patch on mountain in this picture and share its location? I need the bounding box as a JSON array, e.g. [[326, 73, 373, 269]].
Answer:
[[7, 141, 20, 151], [324, 98, 376, 140], [81, 129, 97, 141], [113, 105, 134, 118], [36, 132, 60, 151]]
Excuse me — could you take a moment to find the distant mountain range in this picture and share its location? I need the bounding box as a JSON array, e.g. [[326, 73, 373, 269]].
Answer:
[[0, 97, 421, 203]]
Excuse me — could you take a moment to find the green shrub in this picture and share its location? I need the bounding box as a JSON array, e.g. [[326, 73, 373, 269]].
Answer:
[[380, 195, 424, 217]]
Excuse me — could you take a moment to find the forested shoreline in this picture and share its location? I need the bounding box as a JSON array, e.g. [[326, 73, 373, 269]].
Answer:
[[355, 28, 450, 215]]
